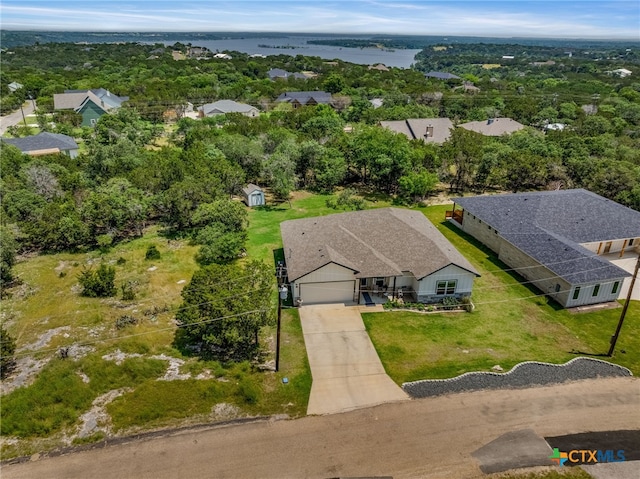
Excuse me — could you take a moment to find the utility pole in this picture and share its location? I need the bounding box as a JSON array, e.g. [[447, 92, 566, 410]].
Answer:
[[608, 253, 640, 357], [275, 284, 288, 372]]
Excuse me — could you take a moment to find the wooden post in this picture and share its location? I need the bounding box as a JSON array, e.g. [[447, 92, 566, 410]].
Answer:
[[608, 254, 640, 357]]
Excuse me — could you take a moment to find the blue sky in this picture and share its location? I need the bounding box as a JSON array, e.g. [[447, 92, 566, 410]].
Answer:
[[1, 1, 639, 39]]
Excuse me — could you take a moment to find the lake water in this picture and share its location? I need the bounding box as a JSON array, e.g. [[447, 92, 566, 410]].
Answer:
[[166, 36, 422, 68]]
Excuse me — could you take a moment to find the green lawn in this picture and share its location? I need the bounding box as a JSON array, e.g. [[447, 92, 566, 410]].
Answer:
[[363, 204, 640, 383]]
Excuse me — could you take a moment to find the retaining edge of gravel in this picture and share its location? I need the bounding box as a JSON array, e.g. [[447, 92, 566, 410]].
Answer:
[[402, 357, 633, 398]]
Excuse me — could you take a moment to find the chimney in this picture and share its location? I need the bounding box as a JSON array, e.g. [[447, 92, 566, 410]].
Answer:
[[425, 125, 434, 138]]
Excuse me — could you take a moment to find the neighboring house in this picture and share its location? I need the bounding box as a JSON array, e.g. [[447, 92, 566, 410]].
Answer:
[[454, 82, 480, 94], [267, 68, 307, 80], [380, 118, 454, 144], [368, 63, 389, 71], [8, 81, 23, 93], [1, 132, 79, 158], [607, 68, 632, 78], [199, 100, 259, 118], [458, 118, 525, 136], [53, 88, 128, 126], [242, 184, 265, 207], [276, 91, 333, 108], [369, 98, 384, 109], [281, 208, 480, 305], [213, 53, 232, 59], [424, 71, 460, 80], [581, 104, 598, 115], [448, 189, 639, 308], [544, 123, 566, 132]]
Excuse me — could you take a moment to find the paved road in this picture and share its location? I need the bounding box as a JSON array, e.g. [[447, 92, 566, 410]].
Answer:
[[300, 304, 408, 415], [3, 377, 639, 479], [0, 100, 36, 135]]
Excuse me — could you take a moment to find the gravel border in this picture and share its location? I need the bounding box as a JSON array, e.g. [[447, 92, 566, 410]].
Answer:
[[402, 357, 632, 398]]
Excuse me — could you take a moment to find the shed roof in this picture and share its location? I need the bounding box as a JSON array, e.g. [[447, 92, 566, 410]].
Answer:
[[454, 189, 639, 283], [242, 183, 263, 196], [281, 207, 479, 282]]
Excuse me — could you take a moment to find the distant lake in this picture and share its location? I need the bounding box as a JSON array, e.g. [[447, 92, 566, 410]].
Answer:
[[164, 36, 422, 68]]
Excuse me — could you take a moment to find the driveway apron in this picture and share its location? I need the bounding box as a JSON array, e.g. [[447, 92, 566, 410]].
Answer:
[[299, 304, 408, 415]]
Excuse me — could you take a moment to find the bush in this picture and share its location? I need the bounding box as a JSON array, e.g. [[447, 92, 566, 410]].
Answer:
[[116, 257, 127, 265], [120, 281, 137, 301], [116, 315, 138, 329], [0, 324, 16, 379], [78, 264, 116, 297], [145, 245, 161, 260]]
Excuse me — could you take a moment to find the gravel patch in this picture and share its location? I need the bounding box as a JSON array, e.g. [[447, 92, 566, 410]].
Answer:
[[74, 388, 130, 440], [101, 350, 142, 366], [402, 358, 632, 398], [151, 354, 190, 381], [18, 326, 71, 351]]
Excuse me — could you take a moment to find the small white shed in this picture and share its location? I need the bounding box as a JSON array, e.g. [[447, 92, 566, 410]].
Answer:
[[242, 184, 265, 207]]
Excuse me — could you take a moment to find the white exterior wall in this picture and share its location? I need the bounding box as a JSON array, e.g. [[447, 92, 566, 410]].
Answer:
[[581, 238, 639, 255], [416, 264, 476, 302], [292, 262, 356, 302], [565, 280, 625, 308], [248, 191, 264, 207]]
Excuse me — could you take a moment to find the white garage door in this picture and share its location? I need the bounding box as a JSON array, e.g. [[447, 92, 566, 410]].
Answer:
[[300, 281, 355, 304]]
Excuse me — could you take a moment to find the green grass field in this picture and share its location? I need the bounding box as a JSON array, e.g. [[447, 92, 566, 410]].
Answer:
[[364, 204, 640, 383]]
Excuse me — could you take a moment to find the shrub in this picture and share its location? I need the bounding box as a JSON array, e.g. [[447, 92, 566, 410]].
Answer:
[[145, 245, 161, 260], [116, 257, 127, 265], [238, 378, 260, 404], [78, 264, 116, 297], [0, 324, 16, 379], [116, 315, 138, 329], [120, 281, 137, 301]]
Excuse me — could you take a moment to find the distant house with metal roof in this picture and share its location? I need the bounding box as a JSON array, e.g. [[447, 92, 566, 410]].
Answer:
[[241, 184, 265, 207], [380, 118, 454, 144], [8, 81, 23, 93], [424, 71, 461, 80], [276, 91, 333, 109], [53, 88, 128, 127], [199, 100, 259, 118], [1, 132, 79, 158], [458, 118, 525, 136], [281, 208, 479, 305], [448, 189, 639, 308]]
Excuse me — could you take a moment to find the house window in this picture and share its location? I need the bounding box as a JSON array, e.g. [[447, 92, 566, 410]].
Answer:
[[360, 278, 367, 287], [630, 238, 635, 246], [592, 284, 600, 297], [572, 287, 580, 300], [375, 277, 384, 287], [555, 283, 561, 293], [612, 281, 620, 295], [436, 280, 457, 295]]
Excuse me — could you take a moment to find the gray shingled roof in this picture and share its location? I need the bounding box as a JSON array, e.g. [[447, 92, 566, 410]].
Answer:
[[200, 100, 257, 115], [454, 189, 639, 283], [276, 91, 332, 106], [54, 89, 128, 111], [1, 132, 78, 153], [242, 183, 263, 196], [458, 118, 525, 136], [380, 118, 454, 144], [281, 208, 479, 282]]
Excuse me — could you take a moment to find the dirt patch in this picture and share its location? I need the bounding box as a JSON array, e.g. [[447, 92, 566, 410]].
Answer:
[[211, 403, 241, 420], [151, 354, 190, 381], [0, 356, 50, 395], [101, 350, 143, 366], [72, 388, 131, 441], [19, 326, 71, 351]]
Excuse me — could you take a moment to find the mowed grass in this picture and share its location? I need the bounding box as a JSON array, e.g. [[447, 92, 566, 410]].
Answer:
[[363, 204, 640, 383]]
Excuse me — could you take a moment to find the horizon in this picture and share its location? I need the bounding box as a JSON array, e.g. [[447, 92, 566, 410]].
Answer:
[[1, 1, 639, 40]]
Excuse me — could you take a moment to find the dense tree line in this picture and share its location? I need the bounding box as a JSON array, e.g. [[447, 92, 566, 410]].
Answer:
[[1, 40, 639, 260]]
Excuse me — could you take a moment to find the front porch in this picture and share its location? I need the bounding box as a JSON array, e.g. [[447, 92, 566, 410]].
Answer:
[[359, 285, 417, 306]]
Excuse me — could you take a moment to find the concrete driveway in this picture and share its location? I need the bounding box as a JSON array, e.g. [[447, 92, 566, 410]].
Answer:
[[299, 304, 408, 415]]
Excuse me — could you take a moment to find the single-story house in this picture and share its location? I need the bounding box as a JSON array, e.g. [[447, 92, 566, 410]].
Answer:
[[448, 189, 639, 308], [607, 68, 632, 78], [380, 118, 454, 144], [199, 100, 259, 118], [281, 208, 480, 305], [267, 68, 307, 81], [242, 184, 265, 207], [458, 118, 525, 136], [424, 71, 461, 80], [1, 132, 79, 158], [8, 81, 23, 93], [53, 88, 128, 127], [276, 91, 333, 108], [368, 63, 389, 71]]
